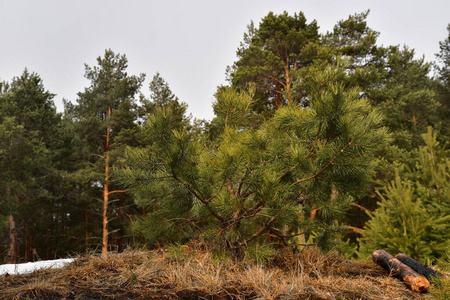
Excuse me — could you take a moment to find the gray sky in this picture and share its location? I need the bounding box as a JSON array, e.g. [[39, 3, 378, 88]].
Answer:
[[1, 0, 449, 121]]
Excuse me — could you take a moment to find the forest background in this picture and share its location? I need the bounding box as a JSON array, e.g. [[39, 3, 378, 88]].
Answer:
[[0, 11, 449, 266]]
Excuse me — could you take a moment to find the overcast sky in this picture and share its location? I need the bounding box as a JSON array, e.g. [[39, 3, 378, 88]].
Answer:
[[1, 0, 449, 121]]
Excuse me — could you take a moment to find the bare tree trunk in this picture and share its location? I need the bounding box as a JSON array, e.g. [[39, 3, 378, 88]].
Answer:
[[7, 215, 19, 264], [102, 105, 112, 257], [46, 201, 54, 260], [24, 224, 32, 262], [117, 207, 124, 252], [102, 174, 109, 257], [85, 211, 90, 249], [285, 66, 291, 105]]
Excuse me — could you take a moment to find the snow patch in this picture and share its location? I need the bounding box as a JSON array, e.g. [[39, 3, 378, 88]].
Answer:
[[0, 258, 76, 275]]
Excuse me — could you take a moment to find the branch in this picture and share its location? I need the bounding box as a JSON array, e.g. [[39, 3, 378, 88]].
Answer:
[[347, 226, 364, 235], [292, 125, 373, 186], [243, 210, 283, 245], [172, 175, 227, 224], [350, 203, 373, 216], [267, 226, 289, 247], [107, 190, 127, 196]]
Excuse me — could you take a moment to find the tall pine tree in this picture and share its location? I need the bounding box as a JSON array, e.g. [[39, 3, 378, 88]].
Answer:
[[0, 70, 63, 262], [227, 11, 320, 115], [70, 49, 145, 256]]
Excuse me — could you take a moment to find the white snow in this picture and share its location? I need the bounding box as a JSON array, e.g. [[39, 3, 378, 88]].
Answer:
[[0, 258, 76, 276]]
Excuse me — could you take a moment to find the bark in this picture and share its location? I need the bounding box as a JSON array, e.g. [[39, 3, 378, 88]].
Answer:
[[117, 207, 124, 253], [7, 215, 19, 264], [102, 105, 112, 257], [85, 212, 90, 249], [24, 224, 32, 262], [46, 201, 54, 260], [285, 66, 291, 104], [102, 147, 110, 257], [395, 253, 443, 280], [372, 250, 430, 293]]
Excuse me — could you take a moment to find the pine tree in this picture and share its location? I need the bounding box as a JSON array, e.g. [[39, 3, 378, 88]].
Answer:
[[118, 61, 387, 257], [0, 70, 64, 262], [70, 49, 145, 256], [358, 127, 450, 261], [227, 11, 320, 115], [114, 73, 192, 245], [435, 24, 450, 141]]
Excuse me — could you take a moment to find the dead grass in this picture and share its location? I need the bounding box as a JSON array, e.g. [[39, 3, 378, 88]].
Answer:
[[0, 244, 440, 300]]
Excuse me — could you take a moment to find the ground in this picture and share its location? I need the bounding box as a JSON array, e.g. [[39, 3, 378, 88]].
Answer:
[[0, 245, 447, 300]]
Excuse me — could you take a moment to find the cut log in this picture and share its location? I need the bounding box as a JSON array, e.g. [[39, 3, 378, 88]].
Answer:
[[372, 250, 430, 293], [395, 253, 443, 280]]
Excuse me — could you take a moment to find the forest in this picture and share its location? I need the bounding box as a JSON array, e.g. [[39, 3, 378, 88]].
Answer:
[[1, 11, 449, 266]]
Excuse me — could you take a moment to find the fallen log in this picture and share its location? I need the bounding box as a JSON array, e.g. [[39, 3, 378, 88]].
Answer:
[[372, 250, 430, 293], [395, 253, 443, 280]]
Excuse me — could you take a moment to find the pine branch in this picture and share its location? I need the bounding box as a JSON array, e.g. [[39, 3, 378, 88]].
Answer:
[[108, 190, 128, 195], [172, 174, 227, 225], [292, 124, 373, 186], [243, 210, 283, 245], [350, 203, 373, 216]]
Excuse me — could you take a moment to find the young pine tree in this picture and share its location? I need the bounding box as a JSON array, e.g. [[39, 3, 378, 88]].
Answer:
[[118, 61, 387, 258], [358, 127, 450, 261]]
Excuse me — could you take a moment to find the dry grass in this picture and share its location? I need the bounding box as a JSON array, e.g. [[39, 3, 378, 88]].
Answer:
[[0, 244, 441, 300]]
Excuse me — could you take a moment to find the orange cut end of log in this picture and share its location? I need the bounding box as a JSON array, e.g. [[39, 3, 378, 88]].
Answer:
[[404, 275, 430, 293]]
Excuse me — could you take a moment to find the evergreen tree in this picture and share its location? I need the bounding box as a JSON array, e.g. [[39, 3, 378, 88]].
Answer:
[[371, 46, 439, 150], [435, 24, 450, 140], [115, 73, 191, 246], [118, 61, 387, 257], [227, 11, 320, 115], [70, 49, 145, 256], [139, 72, 189, 130], [0, 117, 46, 263], [0, 70, 65, 262], [324, 10, 379, 66], [358, 127, 450, 261]]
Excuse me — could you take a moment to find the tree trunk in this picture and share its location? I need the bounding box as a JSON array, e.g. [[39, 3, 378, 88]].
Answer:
[[117, 207, 124, 252], [7, 215, 19, 264], [102, 105, 112, 257], [46, 201, 54, 260], [285, 66, 291, 104], [24, 224, 32, 262], [372, 250, 430, 293], [395, 253, 443, 280], [85, 211, 90, 249], [102, 148, 110, 257], [102, 175, 109, 257]]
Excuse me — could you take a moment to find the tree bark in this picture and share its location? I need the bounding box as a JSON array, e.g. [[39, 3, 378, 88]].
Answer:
[[395, 253, 443, 280], [372, 250, 430, 293], [7, 215, 19, 264], [102, 175, 109, 257], [285, 66, 291, 105], [85, 211, 90, 249], [102, 105, 112, 257], [117, 207, 124, 253], [24, 224, 32, 262]]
